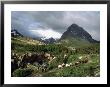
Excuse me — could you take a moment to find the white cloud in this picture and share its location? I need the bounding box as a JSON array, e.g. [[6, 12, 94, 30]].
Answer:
[[89, 30, 100, 40], [30, 29, 62, 39]]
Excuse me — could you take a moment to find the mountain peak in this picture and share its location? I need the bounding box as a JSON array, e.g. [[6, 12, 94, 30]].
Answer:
[[41, 37, 56, 44], [11, 29, 23, 37], [60, 24, 98, 43], [70, 24, 79, 28], [67, 24, 79, 32]]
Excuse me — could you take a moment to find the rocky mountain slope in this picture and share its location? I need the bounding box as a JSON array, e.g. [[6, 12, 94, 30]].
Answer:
[[60, 24, 99, 43]]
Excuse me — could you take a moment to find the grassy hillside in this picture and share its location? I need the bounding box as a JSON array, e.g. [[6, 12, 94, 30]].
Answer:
[[59, 37, 94, 48], [11, 36, 100, 77]]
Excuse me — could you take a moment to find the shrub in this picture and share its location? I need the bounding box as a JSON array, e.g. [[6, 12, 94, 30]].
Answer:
[[48, 59, 58, 70], [12, 68, 33, 77]]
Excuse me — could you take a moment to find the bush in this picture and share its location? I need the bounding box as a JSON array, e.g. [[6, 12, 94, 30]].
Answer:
[[48, 59, 58, 70], [12, 68, 33, 77]]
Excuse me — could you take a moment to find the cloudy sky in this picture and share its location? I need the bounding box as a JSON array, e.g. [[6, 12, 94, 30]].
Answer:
[[11, 11, 100, 40]]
